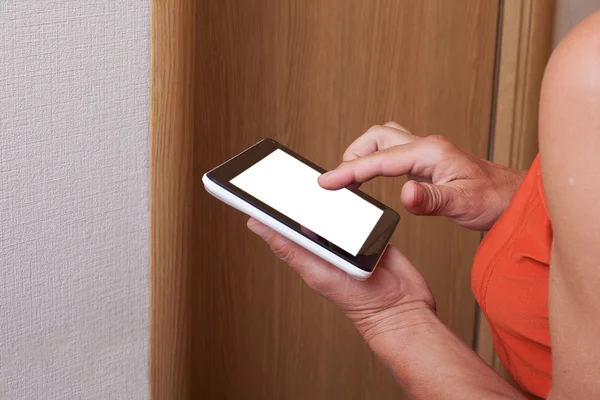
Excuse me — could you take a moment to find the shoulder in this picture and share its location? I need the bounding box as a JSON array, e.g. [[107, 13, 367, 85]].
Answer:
[[540, 9, 600, 118], [543, 10, 600, 83], [539, 10, 600, 228]]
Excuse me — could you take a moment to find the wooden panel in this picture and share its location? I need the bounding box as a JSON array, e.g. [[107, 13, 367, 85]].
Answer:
[[490, 0, 555, 170], [477, 0, 555, 378], [151, 1, 500, 398]]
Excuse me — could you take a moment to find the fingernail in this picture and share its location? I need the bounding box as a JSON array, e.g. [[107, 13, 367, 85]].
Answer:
[[320, 169, 337, 180], [248, 220, 272, 239]]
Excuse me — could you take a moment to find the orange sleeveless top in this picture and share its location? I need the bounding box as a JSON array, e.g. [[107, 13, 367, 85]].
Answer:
[[472, 154, 552, 399]]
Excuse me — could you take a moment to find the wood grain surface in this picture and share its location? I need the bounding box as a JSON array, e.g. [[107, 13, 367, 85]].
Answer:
[[491, 0, 555, 170], [151, 1, 500, 398]]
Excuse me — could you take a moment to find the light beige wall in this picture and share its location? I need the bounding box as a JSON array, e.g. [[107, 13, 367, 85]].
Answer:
[[0, 2, 149, 399], [553, 0, 600, 46]]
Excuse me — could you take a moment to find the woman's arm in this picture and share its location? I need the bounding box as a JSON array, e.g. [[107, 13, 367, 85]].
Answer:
[[247, 221, 525, 399], [365, 309, 524, 399], [539, 11, 600, 399]]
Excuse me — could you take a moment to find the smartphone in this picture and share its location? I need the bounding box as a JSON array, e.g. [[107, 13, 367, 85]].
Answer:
[[202, 138, 400, 280]]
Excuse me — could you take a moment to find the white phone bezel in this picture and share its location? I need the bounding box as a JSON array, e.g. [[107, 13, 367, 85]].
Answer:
[[202, 173, 374, 280]]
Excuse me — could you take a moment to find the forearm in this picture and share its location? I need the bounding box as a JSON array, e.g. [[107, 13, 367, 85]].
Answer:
[[363, 308, 525, 399]]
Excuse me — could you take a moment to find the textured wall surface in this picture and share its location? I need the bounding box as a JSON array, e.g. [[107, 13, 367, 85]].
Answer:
[[0, 1, 149, 399]]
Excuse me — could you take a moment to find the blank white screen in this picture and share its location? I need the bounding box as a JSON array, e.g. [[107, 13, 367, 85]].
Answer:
[[230, 149, 383, 256]]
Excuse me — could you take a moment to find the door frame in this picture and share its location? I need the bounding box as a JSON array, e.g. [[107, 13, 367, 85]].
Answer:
[[475, 0, 555, 376]]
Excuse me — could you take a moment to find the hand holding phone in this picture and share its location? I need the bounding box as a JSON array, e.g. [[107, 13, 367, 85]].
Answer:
[[203, 139, 400, 280]]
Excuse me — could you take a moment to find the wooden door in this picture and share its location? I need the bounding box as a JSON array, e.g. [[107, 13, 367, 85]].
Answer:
[[151, 1, 500, 398]]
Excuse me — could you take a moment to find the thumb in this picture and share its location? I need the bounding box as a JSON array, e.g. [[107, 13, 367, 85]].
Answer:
[[401, 180, 459, 216]]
